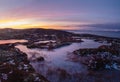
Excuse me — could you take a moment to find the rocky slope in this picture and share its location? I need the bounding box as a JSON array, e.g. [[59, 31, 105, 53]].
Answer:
[[0, 44, 49, 82], [73, 43, 120, 70]]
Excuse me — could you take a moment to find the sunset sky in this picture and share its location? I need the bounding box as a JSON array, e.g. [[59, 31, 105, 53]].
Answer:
[[0, 0, 120, 30]]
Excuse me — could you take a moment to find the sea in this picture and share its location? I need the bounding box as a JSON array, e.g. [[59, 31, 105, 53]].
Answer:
[[68, 30, 120, 38]]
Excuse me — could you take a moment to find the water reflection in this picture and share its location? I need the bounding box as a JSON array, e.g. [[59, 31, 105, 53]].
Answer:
[[0, 39, 27, 44], [15, 39, 108, 82]]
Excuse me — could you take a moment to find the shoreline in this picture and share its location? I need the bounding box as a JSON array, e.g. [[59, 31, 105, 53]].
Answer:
[[0, 44, 49, 82], [72, 43, 120, 70], [0, 28, 120, 82]]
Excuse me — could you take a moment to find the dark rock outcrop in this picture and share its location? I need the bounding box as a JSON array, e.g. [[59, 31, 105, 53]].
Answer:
[[0, 44, 49, 82], [73, 44, 120, 70], [36, 57, 44, 62]]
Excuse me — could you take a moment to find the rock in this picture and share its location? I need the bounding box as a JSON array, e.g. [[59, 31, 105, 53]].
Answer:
[[87, 54, 108, 70], [0, 44, 14, 50], [73, 44, 120, 70], [0, 44, 49, 82], [36, 57, 44, 61]]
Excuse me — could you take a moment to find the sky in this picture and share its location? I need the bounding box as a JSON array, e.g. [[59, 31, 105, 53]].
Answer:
[[0, 0, 120, 30]]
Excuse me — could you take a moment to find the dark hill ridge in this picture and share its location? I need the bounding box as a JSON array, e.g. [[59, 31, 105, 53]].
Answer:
[[0, 28, 119, 41], [0, 28, 74, 40]]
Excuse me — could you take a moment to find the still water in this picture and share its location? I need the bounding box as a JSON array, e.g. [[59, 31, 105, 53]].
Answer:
[[0, 39, 27, 44], [15, 39, 108, 82], [0, 39, 119, 82]]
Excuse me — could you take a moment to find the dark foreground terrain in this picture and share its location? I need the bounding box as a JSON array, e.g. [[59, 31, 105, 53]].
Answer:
[[0, 44, 49, 82], [0, 28, 120, 82]]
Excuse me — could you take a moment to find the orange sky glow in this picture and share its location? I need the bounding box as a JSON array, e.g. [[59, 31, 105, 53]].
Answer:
[[0, 0, 119, 30], [0, 19, 88, 30]]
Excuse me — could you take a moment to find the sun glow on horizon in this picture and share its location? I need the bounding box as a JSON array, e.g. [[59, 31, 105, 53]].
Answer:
[[0, 20, 30, 28], [0, 19, 87, 30]]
